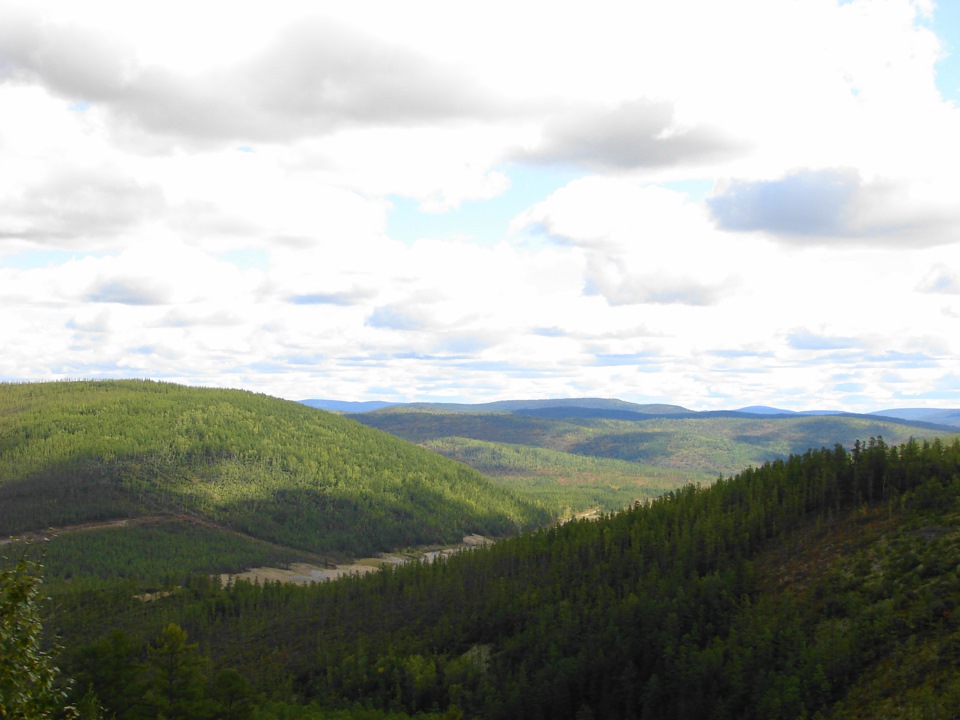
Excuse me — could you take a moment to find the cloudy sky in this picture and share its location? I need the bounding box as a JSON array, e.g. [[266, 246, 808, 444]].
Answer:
[[1, 0, 959, 411]]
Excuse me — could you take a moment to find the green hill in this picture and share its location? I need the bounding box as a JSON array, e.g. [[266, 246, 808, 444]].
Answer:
[[12, 435, 959, 719], [356, 408, 956, 515], [0, 380, 551, 557]]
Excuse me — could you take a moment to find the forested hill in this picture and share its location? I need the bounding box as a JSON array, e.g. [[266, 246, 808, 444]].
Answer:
[[0, 380, 551, 556], [32, 436, 960, 719], [356, 406, 956, 480]]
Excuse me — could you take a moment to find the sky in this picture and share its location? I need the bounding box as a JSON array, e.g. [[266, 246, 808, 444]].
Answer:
[[1, 0, 959, 411]]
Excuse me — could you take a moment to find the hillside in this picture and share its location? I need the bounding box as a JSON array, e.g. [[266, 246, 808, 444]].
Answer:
[[13, 435, 959, 719], [354, 407, 956, 515], [872, 407, 960, 427], [0, 380, 551, 557]]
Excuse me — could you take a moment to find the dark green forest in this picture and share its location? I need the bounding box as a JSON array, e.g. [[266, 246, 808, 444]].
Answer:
[[6, 435, 960, 718], [0, 380, 551, 557]]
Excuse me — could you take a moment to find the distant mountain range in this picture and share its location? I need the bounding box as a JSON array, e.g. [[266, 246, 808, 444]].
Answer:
[[301, 397, 960, 428]]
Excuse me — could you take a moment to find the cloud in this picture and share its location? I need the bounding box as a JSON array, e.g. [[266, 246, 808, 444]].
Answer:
[[66, 309, 111, 333], [918, 265, 960, 294], [0, 11, 137, 98], [525, 99, 741, 170], [584, 257, 727, 307], [367, 304, 432, 331], [1, 0, 959, 411], [0, 166, 166, 247], [708, 348, 775, 359], [512, 178, 740, 307], [0, 12, 493, 147], [156, 309, 245, 328], [432, 331, 499, 355], [863, 350, 941, 368], [287, 289, 375, 306], [591, 352, 663, 367], [787, 330, 862, 351], [85, 277, 169, 305], [708, 168, 960, 246], [532, 326, 568, 338], [709, 168, 859, 237]]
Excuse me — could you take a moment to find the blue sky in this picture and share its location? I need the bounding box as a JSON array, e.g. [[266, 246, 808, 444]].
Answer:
[[1, 0, 959, 412], [933, 0, 960, 101], [387, 164, 586, 246]]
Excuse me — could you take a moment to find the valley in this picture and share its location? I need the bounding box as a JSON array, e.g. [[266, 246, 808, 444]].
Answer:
[[220, 534, 492, 586], [351, 400, 958, 515], [3, 380, 960, 719]]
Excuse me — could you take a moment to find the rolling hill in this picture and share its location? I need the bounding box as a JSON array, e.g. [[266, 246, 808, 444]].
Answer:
[[4, 384, 960, 718], [871, 407, 960, 427], [11, 435, 958, 719], [0, 380, 551, 558], [351, 404, 957, 515]]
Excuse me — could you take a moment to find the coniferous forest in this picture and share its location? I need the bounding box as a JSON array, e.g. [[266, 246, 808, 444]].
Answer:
[[3, 381, 960, 718], [0, 380, 551, 556]]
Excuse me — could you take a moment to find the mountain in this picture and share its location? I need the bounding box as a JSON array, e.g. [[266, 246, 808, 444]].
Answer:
[[299, 397, 692, 415], [871, 407, 960, 427], [736, 404, 798, 414], [0, 380, 551, 557], [425, 397, 691, 414], [304, 397, 960, 427]]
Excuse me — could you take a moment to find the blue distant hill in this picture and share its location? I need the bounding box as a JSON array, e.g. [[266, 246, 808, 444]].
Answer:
[[300, 399, 400, 413], [736, 405, 798, 415], [301, 397, 692, 416], [299, 398, 960, 429], [737, 406, 846, 416], [870, 408, 960, 428]]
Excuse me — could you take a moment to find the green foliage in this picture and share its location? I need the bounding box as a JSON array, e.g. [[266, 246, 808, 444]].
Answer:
[[420, 436, 702, 514], [8, 382, 959, 719], [38, 435, 960, 719], [73, 629, 145, 718], [0, 380, 551, 557], [140, 623, 211, 719], [360, 408, 954, 487], [14, 519, 317, 584], [0, 558, 68, 719], [210, 669, 254, 720]]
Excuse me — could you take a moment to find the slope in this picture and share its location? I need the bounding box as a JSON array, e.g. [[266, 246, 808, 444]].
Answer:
[[356, 407, 956, 514], [872, 407, 960, 427], [0, 380, 551, 557], [38, 436, 960, 720]]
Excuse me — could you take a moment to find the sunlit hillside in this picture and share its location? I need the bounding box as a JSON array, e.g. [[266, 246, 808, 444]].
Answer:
[[0, 380, 551, 557]]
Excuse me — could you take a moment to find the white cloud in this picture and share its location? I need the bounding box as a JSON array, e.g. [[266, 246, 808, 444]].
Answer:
[[0, 7, 499, 148], [707, 168, 960, 247], [513, 178, 740, 306], [1, 0, 958, 410], [0, 164, 165, 247], [524, 99, 742, 171], [919, 264, 960, 294]]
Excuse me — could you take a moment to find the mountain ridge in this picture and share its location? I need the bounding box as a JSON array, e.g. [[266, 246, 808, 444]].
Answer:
[[301, 396, 960, 427]]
